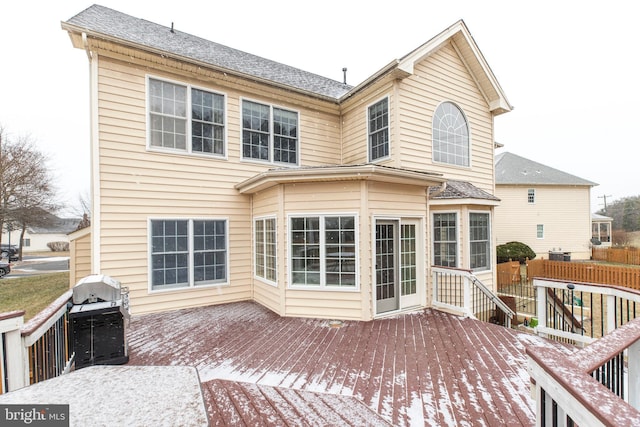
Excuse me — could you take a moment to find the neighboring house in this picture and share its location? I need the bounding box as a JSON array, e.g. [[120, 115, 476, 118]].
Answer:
[[62, 5, 512, 319], [591, 213, 613, 247], [494, 152, 597, 260], [2, 215, 81, 253]]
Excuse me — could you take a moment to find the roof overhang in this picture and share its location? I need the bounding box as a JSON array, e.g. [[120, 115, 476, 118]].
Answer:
[[235, 164, 444, 194], [429, 198, 501, 207]]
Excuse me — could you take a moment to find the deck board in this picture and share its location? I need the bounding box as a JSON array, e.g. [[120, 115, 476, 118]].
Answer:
[[126, 301, 572, 426]]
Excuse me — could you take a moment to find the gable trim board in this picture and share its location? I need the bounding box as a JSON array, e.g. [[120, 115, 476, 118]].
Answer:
[[64, 5, 509, 320]]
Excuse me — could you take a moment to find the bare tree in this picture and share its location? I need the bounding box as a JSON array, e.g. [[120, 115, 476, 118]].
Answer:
[[0, 126, 58, 259]]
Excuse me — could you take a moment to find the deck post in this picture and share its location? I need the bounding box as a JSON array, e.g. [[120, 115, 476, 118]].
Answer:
[[630, 340, 640, 410], [535, 281, 547, 338], [0, 312, 27, 392], [606, 294, 616, 334], [463, 275, 471, 316]]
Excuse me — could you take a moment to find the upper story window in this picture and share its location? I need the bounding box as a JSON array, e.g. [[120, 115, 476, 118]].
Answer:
[[148, 78, 225, 156], [537, 224, 544, 239], [528, 189, 535, 204], [368, 98, 389, 161], [432, 102, 469, 167], [433, 212, 457, 267], [242, 100, 298, 165]]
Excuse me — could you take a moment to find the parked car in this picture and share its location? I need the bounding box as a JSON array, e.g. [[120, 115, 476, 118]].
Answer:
[[0, 262, 10, 278], [0, 244, 19, 262]]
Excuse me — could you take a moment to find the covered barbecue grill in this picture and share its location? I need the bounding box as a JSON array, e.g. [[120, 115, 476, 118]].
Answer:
[[70, 274, 130, 369]]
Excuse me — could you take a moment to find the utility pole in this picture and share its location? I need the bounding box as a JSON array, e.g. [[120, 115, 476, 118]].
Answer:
[[598, 194, 613, 213]]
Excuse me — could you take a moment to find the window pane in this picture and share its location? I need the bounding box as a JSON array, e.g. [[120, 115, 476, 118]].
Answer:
[[149, 79, 188, 151], [368, 98, 389, 161], [433, 102, 469, 166], [469, 213, 490, 271], [193, 220, 227, 285], [192, 88, 225, 155], [433, 213, 457, 267], [273, 108, 298, 164], [150, 220, 189, 289], [242, 100, 270, 161]]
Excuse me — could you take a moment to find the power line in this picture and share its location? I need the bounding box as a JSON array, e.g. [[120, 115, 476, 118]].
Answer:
[[598, 194, 613, 211]]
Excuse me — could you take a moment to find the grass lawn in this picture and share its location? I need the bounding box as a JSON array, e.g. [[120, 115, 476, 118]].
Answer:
[[0, 272, 70, 321]]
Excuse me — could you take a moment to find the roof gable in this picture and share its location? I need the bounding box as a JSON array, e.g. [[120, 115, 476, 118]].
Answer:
[[495, 152, 597, 186], [396, 20, 512, 115]]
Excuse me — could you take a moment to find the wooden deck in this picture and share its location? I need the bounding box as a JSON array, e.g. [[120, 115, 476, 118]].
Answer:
[[126, 301, 571, 426]]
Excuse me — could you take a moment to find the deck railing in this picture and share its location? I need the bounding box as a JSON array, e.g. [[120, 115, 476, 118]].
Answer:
[[432, 266, 515, 327], [528, 316, 640, 426], [534, 278, 640, 345], [0, 290, 74, 394]]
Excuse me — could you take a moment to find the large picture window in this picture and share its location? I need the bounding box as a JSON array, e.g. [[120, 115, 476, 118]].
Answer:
[[150, 219, 227, 290], [242, 100, 298, 165], [255, 217, 277, 283], [368, 98, 389, 161], [148, 78, 225, 156], [433, 213, 457, 267], [290, 215, 357, 288], [469, 213, 490, 271], [433, 102, 469, 166]]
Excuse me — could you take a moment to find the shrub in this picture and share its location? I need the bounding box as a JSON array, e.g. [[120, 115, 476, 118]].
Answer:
[[496, 241, 536, 264], [47, 241, 69, 252]]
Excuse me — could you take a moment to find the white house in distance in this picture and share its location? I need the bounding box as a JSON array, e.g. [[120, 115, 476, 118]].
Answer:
[[494, 152, 597, 260], [2, 215, 81, 253], [591, 212, 613, 247]]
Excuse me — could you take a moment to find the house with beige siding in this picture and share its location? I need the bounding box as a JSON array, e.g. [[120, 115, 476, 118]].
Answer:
[[62, 5, 511, 320], [494, 152, 597, 260]]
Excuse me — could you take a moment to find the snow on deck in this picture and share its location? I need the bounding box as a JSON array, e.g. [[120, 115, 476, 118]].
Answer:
[[0, 366, 208, 426], [126, 302, 573, 426]]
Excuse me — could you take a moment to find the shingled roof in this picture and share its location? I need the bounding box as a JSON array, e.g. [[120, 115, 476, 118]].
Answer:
[[429, 180, 500, 201], [62, 5, 352, 100], [495, 152, 597, 186]]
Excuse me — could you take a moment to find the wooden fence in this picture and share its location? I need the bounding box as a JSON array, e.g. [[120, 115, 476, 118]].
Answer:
[[526, 259, 640, 290], [592, 246, 640, 266]]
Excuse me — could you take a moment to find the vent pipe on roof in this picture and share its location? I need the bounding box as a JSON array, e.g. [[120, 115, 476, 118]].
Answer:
[[342, 67, 347, 85], [170, 22, 175, 33]]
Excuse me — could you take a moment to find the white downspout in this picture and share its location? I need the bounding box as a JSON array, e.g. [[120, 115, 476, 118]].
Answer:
[[83, 33, 101, 274]]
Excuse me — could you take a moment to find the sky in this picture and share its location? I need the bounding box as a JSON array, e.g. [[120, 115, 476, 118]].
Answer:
[[1, 1, 637, 214]]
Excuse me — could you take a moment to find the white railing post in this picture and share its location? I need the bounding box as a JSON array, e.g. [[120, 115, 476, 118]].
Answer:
[[0, 312, 28, 392], [535, 281, 547, 338], [606, 294, 616, 334], [463, 275, 472, 315], [630, 340, 640, 410]]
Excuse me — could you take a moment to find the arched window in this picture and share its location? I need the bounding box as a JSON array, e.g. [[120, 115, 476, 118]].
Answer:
[[432, 102, 469, 166]]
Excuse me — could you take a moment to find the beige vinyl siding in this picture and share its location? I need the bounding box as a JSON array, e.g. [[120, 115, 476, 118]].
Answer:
[[69, 228, 92, 288], [341, 80, 395, 165], [93, 54, 342, 315], [495, 185, 593, 260], [396, 43, 495, 193]]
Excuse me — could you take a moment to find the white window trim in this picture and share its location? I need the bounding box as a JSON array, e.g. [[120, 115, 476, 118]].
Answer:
[[431, 211, 460, 268], [432, 101, 472, 168], [148, 217, 230, 293], [146, 75, 228, 159], [468, 211, 492, 272], [367, 96, 391, 163], [254, 216, 278, 287], [240, 97, 300, 166], [287, 212, 359, 291]]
